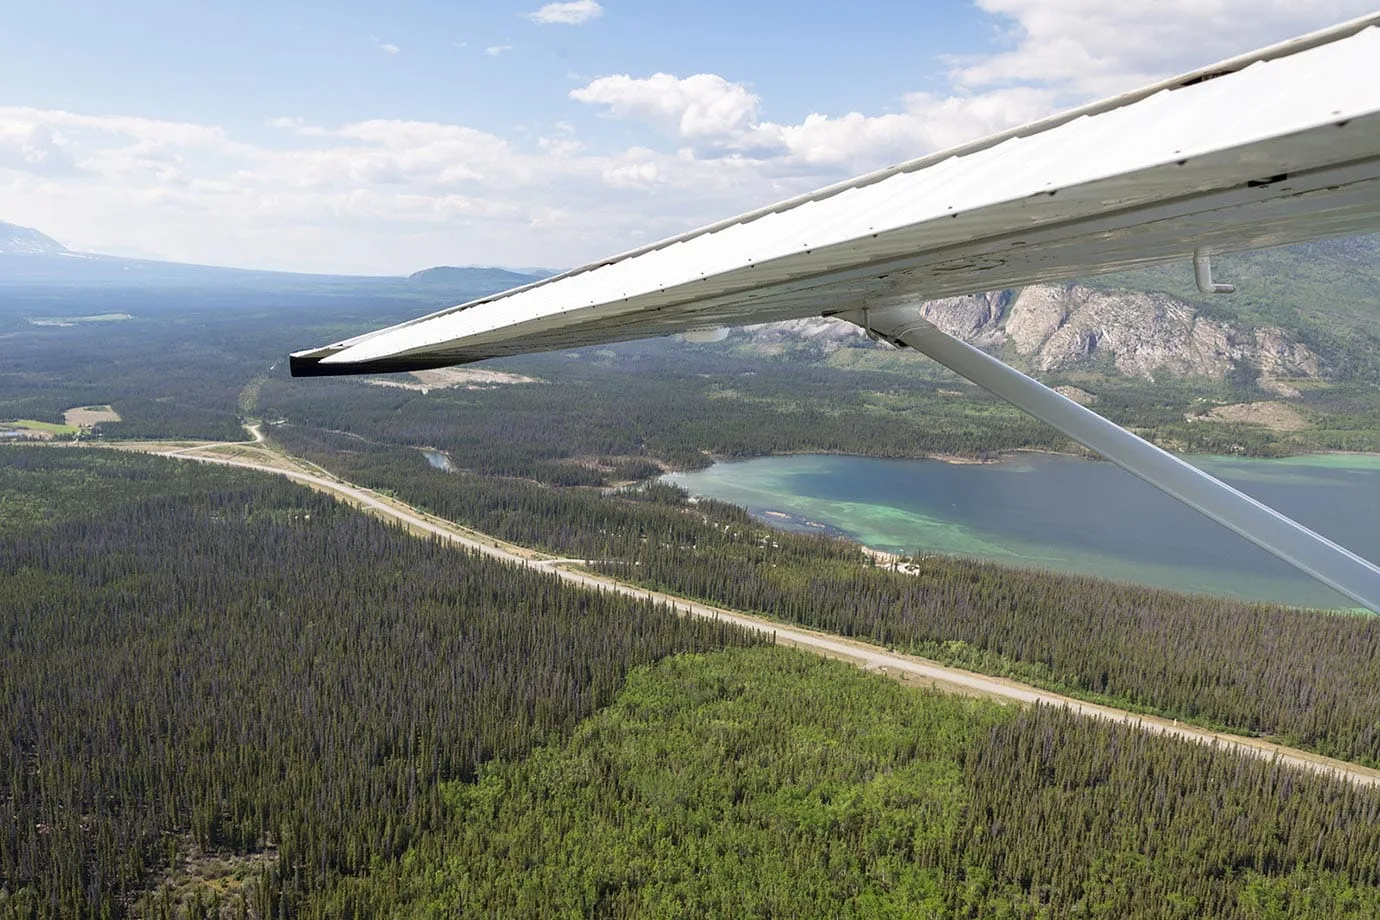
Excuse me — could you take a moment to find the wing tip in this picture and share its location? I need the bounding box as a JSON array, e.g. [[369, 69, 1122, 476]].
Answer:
[[289, 349, 491, 377]]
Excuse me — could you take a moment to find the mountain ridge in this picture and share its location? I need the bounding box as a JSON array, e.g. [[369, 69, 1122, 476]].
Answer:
[[0, 219, 545, 297], [0, 220, 69, 255], [406, 265, 548, 290], [735, 236, 1380, 386]]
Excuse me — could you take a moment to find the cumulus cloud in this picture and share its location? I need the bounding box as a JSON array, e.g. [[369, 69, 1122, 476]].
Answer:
[[0, 119, 82, 175], [484, 44, 512, 57], [5, 107, 229, 148], [955, 0, 1378, 96], [761, 86, 1057, 167], [525, 1, 604, 25], [572, 73, 763, 142], [569, 72, 1056, 169], [0, 104, 788, 272], [568, 2, 1374, 172]]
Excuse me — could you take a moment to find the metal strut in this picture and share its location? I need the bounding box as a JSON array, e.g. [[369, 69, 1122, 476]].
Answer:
[[843, 304, 1380, 613]]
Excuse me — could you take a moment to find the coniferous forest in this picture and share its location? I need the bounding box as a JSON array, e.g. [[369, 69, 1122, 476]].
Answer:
[[282, 648, 1380, 918], [8, 446, 1380, 919], [269, 424, 1380, 768], [0, 449, 759, 917]]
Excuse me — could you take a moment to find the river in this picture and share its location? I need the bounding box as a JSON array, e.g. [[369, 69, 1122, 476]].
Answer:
[[664, 452, 1380, 610]]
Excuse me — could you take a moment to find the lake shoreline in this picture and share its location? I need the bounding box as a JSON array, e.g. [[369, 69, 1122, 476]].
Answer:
[[664, 451, 1377, 609], [696, 445, 1077, 473], [692, 445, 1380, 474]]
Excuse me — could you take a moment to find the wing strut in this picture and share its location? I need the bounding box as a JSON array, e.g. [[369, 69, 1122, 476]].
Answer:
[[843, 303, 1380, 613]]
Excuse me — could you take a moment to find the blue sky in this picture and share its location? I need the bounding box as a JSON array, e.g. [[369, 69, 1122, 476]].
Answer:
[[2, 2, 988, 140], [1, 1, 1373, 274]]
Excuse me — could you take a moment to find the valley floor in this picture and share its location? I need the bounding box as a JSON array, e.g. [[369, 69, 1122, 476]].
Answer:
[[99, 432, 1380, 791]]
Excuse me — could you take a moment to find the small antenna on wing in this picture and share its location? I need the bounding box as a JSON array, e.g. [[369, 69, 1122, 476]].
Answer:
[[1193, 247, 1235, 293]]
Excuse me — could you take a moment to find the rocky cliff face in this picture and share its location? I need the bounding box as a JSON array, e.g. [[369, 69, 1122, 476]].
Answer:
[[739, 316, 869, 356], [744, 283, 1323, 386], [932, 285, 1320, 383]]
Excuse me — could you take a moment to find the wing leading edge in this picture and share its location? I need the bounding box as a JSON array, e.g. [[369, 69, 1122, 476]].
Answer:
[[289, 15, 1380, 612], [292, 15, 1380, 377]]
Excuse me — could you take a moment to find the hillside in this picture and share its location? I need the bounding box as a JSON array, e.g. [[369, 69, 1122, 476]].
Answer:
[[0, 220, 68, 255], [734, 236, 1380, 389], [1088, 236, 1380, 380], [406, 265, 547, 292], [0, 218, 543, 300]]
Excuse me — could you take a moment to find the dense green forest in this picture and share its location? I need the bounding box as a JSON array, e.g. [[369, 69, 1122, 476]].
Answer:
[[0, 284, 437, 442], [256, 345, 1069, 480], [269, 427, 1380, 767], [8, 451, 1380, 916], [602, 542, 1380, 766], [6, 269, 1380, 463], [256, 337, 1380, 487], [0, 449, 759, 918], [308, 647, 1380, 918]]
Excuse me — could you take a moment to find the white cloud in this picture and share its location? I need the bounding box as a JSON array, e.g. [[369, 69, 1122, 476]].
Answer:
[[525, 1, 604, 25], [567, 2, 1375, 172], [0, 104, 779, 273], [569, 73, 1055, 169], [2, 107, 228, 148], [956, 0, 1378, 96], [761, 86, 1056, 168], [484, 44, 512, 57], [572, 73, 763, 142], [267, 116, 331, 137], [0, 120, 80, 175]]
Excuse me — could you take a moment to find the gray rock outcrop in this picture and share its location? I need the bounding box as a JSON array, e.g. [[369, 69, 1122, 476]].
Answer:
[[740, 283, 1323, 385]]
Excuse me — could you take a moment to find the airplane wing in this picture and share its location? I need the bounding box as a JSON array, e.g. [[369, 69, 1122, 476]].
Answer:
[[289, 15, 1380, 614], [292, 14, 1380, 377]]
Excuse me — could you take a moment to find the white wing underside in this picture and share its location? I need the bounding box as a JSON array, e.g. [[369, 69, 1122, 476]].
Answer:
[[293, 16, 1380, 376]]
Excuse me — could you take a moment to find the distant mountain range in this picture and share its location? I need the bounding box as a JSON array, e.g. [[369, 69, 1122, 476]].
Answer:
[[0, 221, 68, 255], [406, 265, 546, 292], [0, 219, 547, 299]]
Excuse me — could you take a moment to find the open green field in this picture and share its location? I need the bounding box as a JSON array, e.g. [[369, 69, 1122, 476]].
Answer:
[[27, 313, 134, 326], [2, 418, 79, 436]]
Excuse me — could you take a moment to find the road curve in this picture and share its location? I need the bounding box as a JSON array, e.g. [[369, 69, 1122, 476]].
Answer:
[[161, 448, 1380, 790]]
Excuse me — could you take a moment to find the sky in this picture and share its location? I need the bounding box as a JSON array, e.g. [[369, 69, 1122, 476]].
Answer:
[[1, 1, 1375, 275]]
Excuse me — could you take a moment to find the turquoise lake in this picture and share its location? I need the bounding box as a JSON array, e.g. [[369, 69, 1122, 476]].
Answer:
[[664, 452, 1380, 610]]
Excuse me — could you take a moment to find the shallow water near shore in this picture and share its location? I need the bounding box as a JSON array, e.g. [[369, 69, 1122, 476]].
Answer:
[[664, 452, 1380, 610]]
